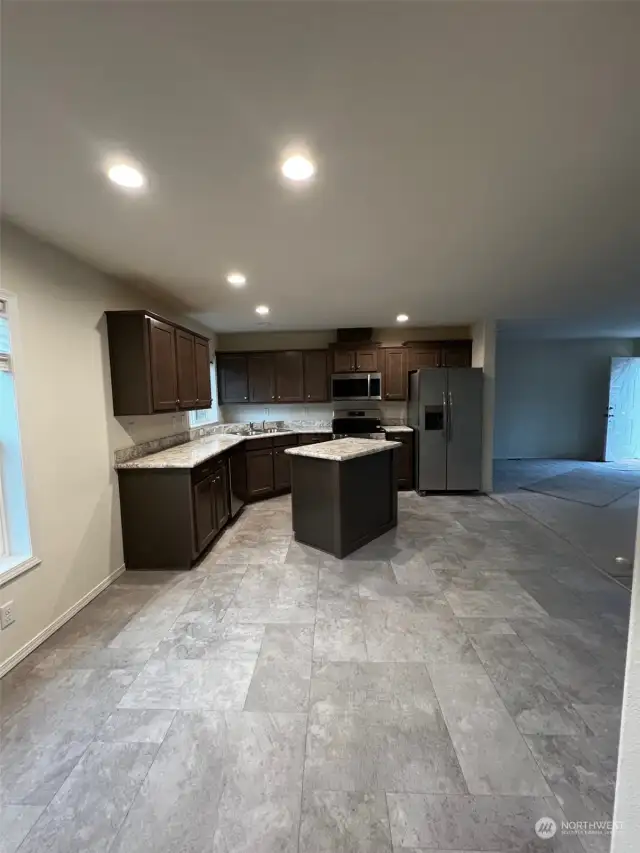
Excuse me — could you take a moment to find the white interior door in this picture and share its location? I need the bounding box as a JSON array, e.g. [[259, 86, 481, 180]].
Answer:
[[605, 357, 640, 461]]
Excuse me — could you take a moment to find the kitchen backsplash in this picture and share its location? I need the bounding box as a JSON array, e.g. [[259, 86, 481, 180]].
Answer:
[[220, 401, 408, 425]]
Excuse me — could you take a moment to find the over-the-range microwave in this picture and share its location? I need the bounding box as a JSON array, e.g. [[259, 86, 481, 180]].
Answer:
[[331, 372, 382, 402]]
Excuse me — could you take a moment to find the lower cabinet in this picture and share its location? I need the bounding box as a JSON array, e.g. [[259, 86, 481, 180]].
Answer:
[[273, 447, 292, 491], [246, 448, 275, 498], [386, 432, 414, 490], [193, 462, 230, 553], [246, 437, 299, 499]]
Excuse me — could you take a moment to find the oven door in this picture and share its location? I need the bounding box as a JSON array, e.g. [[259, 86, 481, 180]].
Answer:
[[331, 373, 371, 401]]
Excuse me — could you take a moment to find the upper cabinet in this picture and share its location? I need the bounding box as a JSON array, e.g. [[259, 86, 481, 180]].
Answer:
[[274, 351, 304, 402], [217, 354, 249, 403], [332, 346, 379, 373], [215, 339, 471, 405], [106, 311, 211, 416], [248, 353, 276, 403], [441, 341, 473, 368], [382, 347, 408, 400], [218, 349, 327, 404], [406, 340, 472, 371], [303, 350, 329, 402]]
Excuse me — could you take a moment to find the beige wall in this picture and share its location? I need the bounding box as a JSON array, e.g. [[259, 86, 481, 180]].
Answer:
[[0, 222, 214, 673], [217, 325, 470, 352]]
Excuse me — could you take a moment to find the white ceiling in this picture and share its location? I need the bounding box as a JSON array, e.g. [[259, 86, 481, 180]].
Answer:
[[2, 2, 639, 335]]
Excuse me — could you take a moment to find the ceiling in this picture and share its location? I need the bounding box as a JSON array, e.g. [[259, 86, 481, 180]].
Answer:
[[2, 2, 640, 335]]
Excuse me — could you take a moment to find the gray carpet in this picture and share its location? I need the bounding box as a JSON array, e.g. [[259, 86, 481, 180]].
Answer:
[[521, 466, 640, 507]]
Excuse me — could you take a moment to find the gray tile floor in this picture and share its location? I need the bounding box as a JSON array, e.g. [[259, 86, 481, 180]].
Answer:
[[0, 492, 631, 852], [494, 459, 639, 587]]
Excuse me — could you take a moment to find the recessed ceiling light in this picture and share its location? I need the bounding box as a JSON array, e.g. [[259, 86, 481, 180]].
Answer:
[[106, 162, 147, 190], [396, 313, 409, 323], [281, 153, 316, 183], [226, 272, 247, 287], [255, 305, 270, 316]]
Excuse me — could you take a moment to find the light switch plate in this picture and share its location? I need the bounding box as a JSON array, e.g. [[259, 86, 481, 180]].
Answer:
[[0, 600, 15, 630]]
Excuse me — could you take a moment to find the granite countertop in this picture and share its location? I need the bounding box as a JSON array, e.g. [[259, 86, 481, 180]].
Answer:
[[285, 437, 401, 462], [115, 425, 404, 470], [381, 425, 413, 433], [115, 435, 246, 470]]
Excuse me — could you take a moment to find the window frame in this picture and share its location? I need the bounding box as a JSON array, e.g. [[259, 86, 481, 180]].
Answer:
[[0, 289, 39, 586]]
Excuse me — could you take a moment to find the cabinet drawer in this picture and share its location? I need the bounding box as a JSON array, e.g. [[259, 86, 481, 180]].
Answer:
[[273, 434, 298, 448], [298, 434, 330, 445], [192, 455, 226, 484], [243, 436, 273, 450]]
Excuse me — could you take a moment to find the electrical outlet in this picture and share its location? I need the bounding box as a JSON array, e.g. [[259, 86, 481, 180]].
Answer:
[[0, 601, 15, 630]]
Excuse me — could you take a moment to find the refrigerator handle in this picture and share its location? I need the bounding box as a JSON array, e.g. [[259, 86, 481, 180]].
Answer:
[[442, 391, 449, 439], [448, 391, 453, 442]]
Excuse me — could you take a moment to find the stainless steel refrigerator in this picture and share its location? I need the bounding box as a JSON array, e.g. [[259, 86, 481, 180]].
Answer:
[[408, 368, 483, 492]]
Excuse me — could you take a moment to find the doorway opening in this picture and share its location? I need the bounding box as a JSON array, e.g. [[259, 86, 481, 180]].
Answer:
[[605, 357, 640, 462]]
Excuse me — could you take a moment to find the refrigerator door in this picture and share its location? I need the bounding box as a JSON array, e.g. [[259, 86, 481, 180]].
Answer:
[[445, 368, 483, 491], [416, 369, 448, 491]]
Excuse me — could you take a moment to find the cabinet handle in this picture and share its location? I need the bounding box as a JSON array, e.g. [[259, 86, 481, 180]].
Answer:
[[244, 396, 248, 400], [272, 396, 275, 400], [307, 395, 311, 399], [196, 397, 199, 402]]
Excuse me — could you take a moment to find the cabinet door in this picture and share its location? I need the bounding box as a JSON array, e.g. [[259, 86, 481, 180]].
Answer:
[[356, 348, 378, 372], [148, 318, 178, 411], [248, 353, 276, 403], [193, 476, 216, 552], [275, 351, 304, 402], [383, 348, 407, 400], [441, 341, 472, 368], [175, 330, 198, 409], [246, 449, 274, 497], [273, 447, 291, 491], [217, 354, 249, 403], [387, 434, 414, 489], [213, 466, 230, 532], [333, 349, 355, 373], [194, 337, 212, 407], [409, 344, 441, 370], [303, 350, 328, 402]]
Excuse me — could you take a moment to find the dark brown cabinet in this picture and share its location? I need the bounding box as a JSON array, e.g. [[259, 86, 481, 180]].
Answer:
[[176, 330, 198, 409], [303, 350, 329, 402], [246, 448, 275, 497], [386, 432, 414, 490], [194, 476, 216, 552], [218, 354, 249, 403], [332, 347, 379, 373], [248, 353, 276, 403], [298, 433, 331, 445], [149, 318, 179, 412], [441, 341, 472, 368], [275, 351, 305, 402], [333, 349, 356, 373], [106, 311, 211, 416], [382, 348, 408, 400], [355, 347, 379, 372], [194, 337, 212, 407], [408, 343, 441, 370], [213, 466, 230, 531], [273, 447, 292, 491]]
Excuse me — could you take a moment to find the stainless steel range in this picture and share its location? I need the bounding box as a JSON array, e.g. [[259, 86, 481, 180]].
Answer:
[[331, 408, 386, 440]]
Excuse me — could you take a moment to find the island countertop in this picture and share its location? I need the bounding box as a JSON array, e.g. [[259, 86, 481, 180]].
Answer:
[[285, 437, 401, 462]]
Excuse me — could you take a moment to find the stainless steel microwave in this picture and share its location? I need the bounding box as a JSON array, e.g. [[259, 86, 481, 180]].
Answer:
[[331, 373, 382, 401]]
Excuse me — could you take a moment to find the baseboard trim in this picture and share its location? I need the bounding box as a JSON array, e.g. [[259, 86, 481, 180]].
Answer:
[[0, 563, 125, 678]]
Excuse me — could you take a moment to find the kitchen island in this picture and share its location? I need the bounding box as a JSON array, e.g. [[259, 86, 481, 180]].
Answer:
[[285, 437, 401, 558]]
